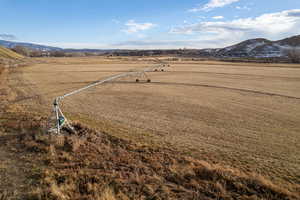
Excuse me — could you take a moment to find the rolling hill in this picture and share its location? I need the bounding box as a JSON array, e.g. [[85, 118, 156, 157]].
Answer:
[[212, 35, 300, 58], [0, 46, 24, 59], [0, 40, 62, 52]]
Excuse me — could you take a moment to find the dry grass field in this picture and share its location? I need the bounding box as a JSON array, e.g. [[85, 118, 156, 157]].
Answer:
[[0, 46, 24, 60], [7, 56, 300, 188]]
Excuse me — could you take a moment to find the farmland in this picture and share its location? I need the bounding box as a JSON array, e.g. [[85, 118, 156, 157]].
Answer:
[[7, 56, 300, 188]]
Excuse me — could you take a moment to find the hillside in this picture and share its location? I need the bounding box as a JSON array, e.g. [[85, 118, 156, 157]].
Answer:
[[1, 114, 299, 199], [216, 38, 272, 57], [0, 46, 24, 59], [212, 35, 300, 58], [277, 35, 300, 46], [0, 40, 62, 52]]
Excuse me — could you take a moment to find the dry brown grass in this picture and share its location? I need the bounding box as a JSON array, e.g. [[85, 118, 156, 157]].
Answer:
[[0, 65, 3, 74], [98, 187, 117, 200], [2, 115, 298, 200], [2, 56, 300, 199], [10, 56, 300, 186]]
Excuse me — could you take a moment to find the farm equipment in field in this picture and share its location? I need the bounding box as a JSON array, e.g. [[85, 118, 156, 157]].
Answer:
[[48, 63, 169, 134]]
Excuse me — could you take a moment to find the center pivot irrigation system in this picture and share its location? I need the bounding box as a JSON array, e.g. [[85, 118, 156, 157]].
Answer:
[[49, 62, 170, 134]]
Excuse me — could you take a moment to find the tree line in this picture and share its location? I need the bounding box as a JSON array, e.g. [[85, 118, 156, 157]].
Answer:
[[10, 45, 300, 63], [10, 46, 100, 57]]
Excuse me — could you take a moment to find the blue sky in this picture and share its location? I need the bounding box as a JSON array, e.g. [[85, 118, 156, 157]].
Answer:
[[1, 0, 300, 49]]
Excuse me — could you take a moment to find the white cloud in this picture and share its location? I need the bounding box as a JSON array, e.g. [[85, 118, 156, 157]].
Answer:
[[112, 38, 227, 49], [122, 20, 156, 34], [172, 9, 300, 38], [212, 16, 224, 19], [169, 9, 300, 48], [189, 0, 240, 12], [49, 39, 224, 50], [0, 34, 17, 40], [235, 6, 250, 10]]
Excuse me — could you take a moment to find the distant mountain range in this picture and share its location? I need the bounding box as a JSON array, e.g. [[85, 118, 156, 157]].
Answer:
[[1, 35, 299, 58], [0, 40, 116, 54], [200, 35, 300, 58], [0, 40, 62, 51]]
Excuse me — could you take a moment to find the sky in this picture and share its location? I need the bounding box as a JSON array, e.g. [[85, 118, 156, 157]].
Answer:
[[0, 0, 300, 49]]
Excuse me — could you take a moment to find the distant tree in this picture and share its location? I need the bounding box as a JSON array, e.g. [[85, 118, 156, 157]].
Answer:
[[84, 52, 96, 56], [69, 52, 85, 57], [285, 48, 300, 63], [30, 50, 43, 57], [50, 51, 66, 57], [11, 45, 30, 56]]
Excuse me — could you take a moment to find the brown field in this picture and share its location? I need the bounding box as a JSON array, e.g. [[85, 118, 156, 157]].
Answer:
[[7, 56, 300, 187]]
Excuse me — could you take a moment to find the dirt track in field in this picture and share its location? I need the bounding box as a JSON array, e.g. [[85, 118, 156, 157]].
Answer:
[[8, 56, 300, 185]]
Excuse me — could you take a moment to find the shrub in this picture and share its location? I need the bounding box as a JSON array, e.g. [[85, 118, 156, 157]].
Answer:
[[11, 45, 31, 57], [285, 48, 300, 63]]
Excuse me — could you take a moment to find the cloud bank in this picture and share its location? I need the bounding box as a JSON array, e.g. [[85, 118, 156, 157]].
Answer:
[[171, 9, 300, 42], [190, 0, 240, 12], [123, 20, 156, 34], [0, 34, 17, 40], [212, 16, 224, 19]]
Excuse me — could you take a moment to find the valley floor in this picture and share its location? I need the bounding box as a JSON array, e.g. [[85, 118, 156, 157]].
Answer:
[[4, 56, 300, 190]]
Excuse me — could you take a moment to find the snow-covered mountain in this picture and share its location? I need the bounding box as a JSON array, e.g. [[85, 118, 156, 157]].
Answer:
[[211, 35, 300, 58], [0, 40, 62, 51]]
